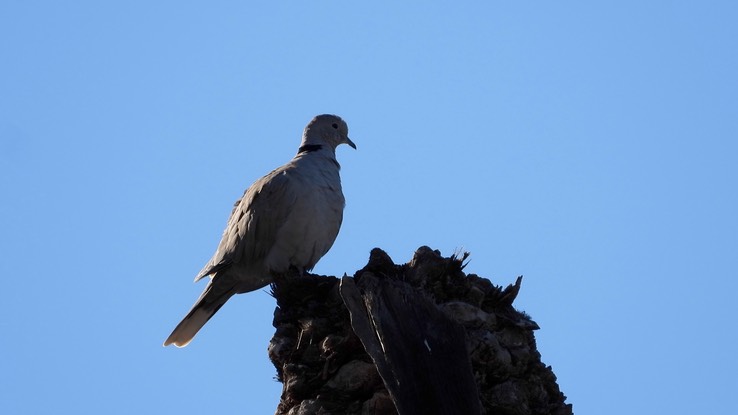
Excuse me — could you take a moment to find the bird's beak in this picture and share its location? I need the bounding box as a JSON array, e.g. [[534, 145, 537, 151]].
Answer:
[[345, 137, 357, 149]]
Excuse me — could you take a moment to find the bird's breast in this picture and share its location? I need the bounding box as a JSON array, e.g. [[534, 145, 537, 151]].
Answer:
[[263, 157, 345, 273]]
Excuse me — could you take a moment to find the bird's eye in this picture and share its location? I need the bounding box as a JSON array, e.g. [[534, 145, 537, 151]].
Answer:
[[332, 123, 338, 129]]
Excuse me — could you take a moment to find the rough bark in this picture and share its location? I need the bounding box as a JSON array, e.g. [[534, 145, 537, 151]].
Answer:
[[269, 246, 573, 415]]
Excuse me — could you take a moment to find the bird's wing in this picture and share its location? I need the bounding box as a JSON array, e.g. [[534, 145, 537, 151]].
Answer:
[[194, 164, 298, 281]]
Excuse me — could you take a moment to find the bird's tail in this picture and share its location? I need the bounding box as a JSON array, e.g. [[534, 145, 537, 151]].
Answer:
[[163, 279, 236, 347]]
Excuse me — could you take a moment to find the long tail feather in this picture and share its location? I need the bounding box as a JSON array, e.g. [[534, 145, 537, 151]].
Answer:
[[163, 280, 235, 347]]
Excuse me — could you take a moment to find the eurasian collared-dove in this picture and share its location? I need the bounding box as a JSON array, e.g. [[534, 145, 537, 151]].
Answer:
[[164, 114, 355, 347]]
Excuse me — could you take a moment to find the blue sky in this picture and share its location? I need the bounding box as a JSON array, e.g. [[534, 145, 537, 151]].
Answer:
[[1, 2, 736, 414]]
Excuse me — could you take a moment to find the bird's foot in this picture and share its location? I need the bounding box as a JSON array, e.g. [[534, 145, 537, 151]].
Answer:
[[288, 265, 306, 278], [273, 266, 304, 286]]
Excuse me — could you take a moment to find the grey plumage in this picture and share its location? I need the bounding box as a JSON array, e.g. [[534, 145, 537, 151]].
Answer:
[[164, 114, 355, 347]]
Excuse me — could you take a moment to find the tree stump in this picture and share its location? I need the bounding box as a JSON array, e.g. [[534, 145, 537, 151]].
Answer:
[[269, 246, 573, 415]]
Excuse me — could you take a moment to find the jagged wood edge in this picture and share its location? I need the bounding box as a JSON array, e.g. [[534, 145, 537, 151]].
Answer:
[[340, 274, 482, 415]]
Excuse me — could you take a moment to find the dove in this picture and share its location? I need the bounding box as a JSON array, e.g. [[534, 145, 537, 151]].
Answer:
[[164, 114, 355, 347]]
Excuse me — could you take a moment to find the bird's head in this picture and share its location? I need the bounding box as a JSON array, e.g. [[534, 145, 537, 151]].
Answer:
[[301, 114, 356, 151]]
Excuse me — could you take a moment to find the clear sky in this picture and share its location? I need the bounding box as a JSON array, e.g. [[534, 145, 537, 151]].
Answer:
[[1, 2, 736, 414]]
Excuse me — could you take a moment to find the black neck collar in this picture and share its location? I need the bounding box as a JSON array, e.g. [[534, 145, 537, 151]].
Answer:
[[297, 144, 323, 154]]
